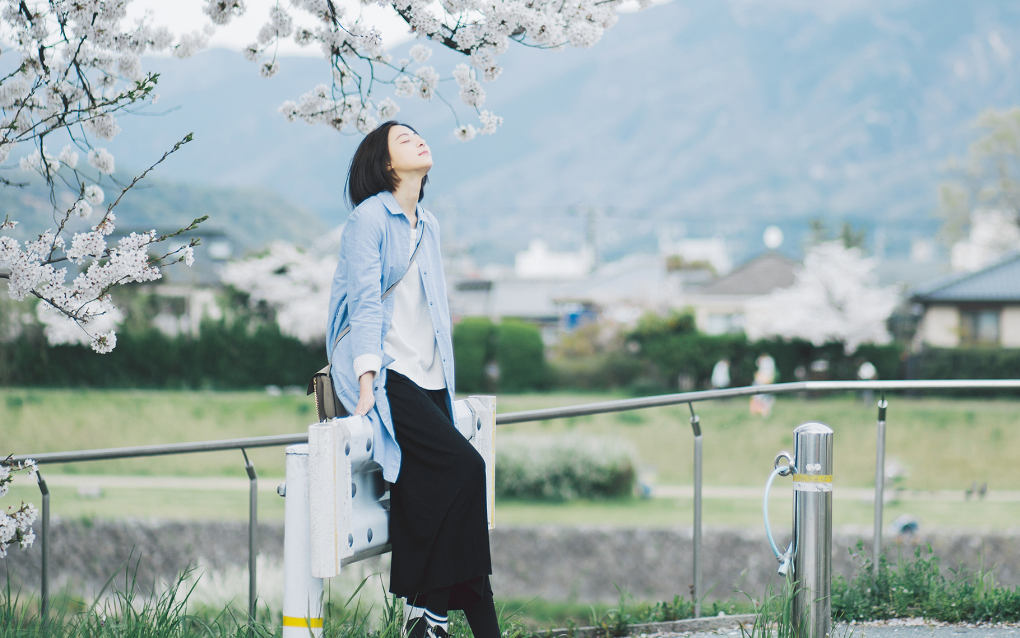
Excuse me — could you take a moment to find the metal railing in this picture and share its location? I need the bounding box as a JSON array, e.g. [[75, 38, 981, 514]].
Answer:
[[12, 379, 1020, 619]]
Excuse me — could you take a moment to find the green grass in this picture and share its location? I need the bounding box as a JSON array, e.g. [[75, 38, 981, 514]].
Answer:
[[5, 389, 1020, 490], [3, 389, 1020, 527], [496, 392, 1020, 490], [2, 483, 288, 522], [833, 541, 1020, 623]]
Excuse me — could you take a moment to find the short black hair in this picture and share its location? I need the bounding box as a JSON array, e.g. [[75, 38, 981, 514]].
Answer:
[[346, 121, 428, 209]]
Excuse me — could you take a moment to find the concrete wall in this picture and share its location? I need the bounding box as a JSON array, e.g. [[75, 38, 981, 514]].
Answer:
[[1001, 306, 1020, 347], [4, 521, 1020, 608], [919, 305, 959, 348]]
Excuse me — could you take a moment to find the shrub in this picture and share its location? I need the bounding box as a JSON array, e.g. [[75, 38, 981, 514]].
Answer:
[[453, 317, 496, 393], [495, 434, 637, 500], [495, 319, 549, 392], [548, 352, 643, 391]]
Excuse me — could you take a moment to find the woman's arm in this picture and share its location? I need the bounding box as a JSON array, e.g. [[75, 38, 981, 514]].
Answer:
[[342, 209, 386, 414], [355, 371, 376, 416]]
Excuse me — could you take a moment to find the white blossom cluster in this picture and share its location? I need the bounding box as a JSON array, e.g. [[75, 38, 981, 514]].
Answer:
[[744, 241, 900, 354], [0, 458, 38, 559], [220, 241, 338, 344], [0, 1, 206, 352], [1, 221, 174, 352], [219, 0, 641, 140]]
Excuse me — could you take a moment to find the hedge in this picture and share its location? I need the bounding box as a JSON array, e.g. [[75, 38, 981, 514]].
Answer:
[[621, 311, 905, 392], [0, 320, 325, 389], [911, 347, 1020, 396], [495, 434, 637, 500]]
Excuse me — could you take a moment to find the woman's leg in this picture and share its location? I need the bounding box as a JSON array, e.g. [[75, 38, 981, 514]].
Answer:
[[463, 595, 500, 638], [406, 586, 452, 638]]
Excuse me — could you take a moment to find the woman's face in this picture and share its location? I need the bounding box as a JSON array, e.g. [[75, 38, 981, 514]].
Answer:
[[387, 125, 432, 175]]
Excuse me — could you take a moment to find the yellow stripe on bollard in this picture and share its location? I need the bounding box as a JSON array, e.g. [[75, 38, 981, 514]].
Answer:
[[282, 616, 324, 628], [792, 474, 832, 483]]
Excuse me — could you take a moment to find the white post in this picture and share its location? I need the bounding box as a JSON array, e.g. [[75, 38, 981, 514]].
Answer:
[[282, 444, 324, 637]]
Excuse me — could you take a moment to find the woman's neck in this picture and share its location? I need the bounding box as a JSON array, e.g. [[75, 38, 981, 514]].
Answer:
[[392, 177, 421, 226]]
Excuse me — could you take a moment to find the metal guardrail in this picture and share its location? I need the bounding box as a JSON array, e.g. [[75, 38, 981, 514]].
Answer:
[[12, 379, 1020, 619]]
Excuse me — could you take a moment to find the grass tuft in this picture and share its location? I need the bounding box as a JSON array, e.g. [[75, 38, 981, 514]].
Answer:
[[833, 540, 1020, 624]]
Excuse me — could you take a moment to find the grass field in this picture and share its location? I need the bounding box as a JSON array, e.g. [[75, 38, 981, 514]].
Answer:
[[2, 388, 1019, 528]]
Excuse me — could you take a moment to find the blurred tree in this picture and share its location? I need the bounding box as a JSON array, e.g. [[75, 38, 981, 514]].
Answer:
[[495, 320, 548, 392], [936, 108, 1020, 269], [807, 218, 866, 249], [453, 317, 496, 393]]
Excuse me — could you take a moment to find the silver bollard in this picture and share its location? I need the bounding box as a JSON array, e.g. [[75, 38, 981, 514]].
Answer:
[[791, 422, 833, 638]]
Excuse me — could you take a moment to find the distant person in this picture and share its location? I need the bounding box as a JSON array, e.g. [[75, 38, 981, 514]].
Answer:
[[711, 359, 731, 389], [326, 122, 497, 638], [750, 354, 776, 417], [858, 361, 878, 404]]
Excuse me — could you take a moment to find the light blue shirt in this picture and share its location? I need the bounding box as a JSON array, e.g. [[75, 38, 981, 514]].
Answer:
[[326, 191, 456, 483]]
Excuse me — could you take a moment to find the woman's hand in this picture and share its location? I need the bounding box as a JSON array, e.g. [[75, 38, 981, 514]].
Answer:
[[355, 371, 376, 416]]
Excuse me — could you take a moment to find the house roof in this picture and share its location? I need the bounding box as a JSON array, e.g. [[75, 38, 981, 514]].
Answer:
[[912, 252, 1020, 303], [696, 252, 798, 296]]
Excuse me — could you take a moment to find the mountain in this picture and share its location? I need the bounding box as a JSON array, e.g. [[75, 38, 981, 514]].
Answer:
[[44, 1, 1020, 264], [0, 177, 329, 256]]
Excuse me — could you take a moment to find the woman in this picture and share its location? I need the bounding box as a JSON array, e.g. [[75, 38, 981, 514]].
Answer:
[[326, 121, 498, 638]]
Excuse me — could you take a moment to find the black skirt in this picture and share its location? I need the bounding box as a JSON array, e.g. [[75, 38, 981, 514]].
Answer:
[[386, 370, 493, 609]]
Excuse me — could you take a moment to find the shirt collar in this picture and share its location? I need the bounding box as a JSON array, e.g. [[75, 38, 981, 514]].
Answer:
[[378, 191, 425, 225]]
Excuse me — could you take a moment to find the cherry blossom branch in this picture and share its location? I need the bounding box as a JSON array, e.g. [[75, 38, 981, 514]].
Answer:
[[0, 456, 38, 558]]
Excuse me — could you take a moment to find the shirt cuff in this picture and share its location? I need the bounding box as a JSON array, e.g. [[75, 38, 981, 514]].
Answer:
[[353, 354, 382, 380]]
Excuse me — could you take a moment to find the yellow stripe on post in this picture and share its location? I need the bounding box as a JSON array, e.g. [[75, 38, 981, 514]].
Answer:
[[792, 474, 832, 483], [282, 616, 324, 628]]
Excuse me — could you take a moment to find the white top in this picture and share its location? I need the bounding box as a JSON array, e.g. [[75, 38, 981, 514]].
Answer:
[[353, 221, 446, 390]]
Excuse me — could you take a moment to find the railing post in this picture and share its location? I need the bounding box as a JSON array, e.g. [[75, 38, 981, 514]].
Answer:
[[36, 471, 49, 620], [872, 393, 887, 572], [688, 403, 702, 617], [282, 444, 324, 637], [792, 423, 833, 638], [241, 449, 258, 623]]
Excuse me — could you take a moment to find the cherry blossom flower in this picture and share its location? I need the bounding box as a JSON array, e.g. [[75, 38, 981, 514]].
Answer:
[[84, 185, 105, 207], [454, 124, 477, 141], [87, 148, 115, 175]]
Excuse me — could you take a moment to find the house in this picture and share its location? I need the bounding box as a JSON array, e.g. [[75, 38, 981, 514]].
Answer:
[[911, 252, 1020, 348], [448, 253, 701, 343], [682, 252, 798, 335]]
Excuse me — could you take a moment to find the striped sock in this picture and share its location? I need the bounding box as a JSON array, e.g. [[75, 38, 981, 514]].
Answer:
[[424, 609, 449, 638], [405, 601, 427, 637]]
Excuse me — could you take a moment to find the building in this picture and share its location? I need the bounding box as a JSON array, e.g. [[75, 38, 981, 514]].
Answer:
[[514, 239, 595, 279], [683, 252, 798, 335], [911, 252, 1020, 348]]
